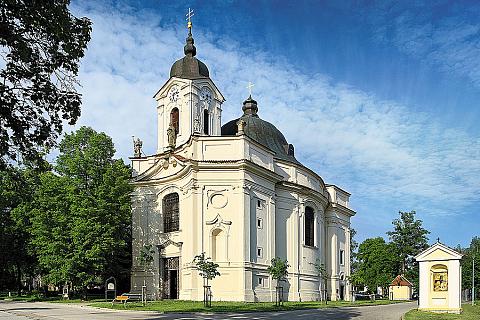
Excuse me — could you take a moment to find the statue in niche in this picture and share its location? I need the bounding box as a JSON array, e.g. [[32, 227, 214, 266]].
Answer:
[[133, 137, 142, 157], [193, 114, 201, 133], [167, 123, 177, 148]]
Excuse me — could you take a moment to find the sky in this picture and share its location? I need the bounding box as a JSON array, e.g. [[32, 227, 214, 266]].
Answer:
[[70, 0, 480, 249]]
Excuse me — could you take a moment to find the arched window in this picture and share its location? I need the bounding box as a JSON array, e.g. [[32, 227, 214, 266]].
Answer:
[[203, 109, 209, 135], [170, 108, 179, 134], [305, 206, 315, 247], [163, 193, 179, 233]]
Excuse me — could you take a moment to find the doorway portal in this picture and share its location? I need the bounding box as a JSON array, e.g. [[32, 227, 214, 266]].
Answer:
[[162, 257, 179, 299]]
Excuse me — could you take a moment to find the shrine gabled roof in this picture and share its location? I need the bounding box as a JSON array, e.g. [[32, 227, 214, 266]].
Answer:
[[414, 241, 463, 262]]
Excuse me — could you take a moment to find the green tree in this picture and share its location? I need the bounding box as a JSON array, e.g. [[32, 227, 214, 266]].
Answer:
[[267, 257, 290, 305], [352, 237, 400, 294], [23, 127, 132, 291], [0, 0, 91, 166], [0, 165, 40, 292], [387, 210, 430, 288], [193, 252, 220, 286], [267, 257, 290, 283], [461, 237, 480, 299], [194, 252, 220, 306]]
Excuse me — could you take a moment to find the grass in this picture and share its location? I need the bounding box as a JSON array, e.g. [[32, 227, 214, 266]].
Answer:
[[404, 304, 480, 320], [90, 298, 406, 313]]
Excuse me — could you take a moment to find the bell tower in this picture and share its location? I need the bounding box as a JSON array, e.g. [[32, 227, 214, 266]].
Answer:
[[153, 9, 225, 153]]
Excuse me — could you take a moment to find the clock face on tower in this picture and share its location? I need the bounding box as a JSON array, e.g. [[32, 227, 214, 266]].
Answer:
[[200, 87, 212, 104], [168, 86, 179, 103]]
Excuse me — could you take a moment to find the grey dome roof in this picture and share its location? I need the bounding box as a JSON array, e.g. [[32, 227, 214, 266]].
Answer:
[[170, 30, 209, 79], [221, 97, 300, 165], [170, 57, 209, 79]]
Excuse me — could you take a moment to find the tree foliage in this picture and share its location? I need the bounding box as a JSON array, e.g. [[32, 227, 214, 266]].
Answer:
[[461, 237, 480, 297], [267, 257, 290, 283], [387, 210, 429, 288], [0, 0, 91, 166], [351, 237, 400, 293], [193, 252, 220, 285], [0, 165, 40, 291], [17, 127, 132, 289]]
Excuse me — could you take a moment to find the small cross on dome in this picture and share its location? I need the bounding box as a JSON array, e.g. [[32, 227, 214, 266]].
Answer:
[[246, 81, 254, 97], [186, 8, 194, 30]]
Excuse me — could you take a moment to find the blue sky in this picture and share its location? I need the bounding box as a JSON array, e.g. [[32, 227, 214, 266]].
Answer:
[[71, 0, 480, 248]]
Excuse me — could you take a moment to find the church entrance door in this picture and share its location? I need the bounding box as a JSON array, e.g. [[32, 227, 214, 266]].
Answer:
[[169, 270, 178, 299], [162, 257, 179, 299], [340, 284, 345, 300]]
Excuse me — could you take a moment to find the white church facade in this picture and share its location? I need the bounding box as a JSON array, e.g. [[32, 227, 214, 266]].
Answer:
[[130, 21, 356, 302]]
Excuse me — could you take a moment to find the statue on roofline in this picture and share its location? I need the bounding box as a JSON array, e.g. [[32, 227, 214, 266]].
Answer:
[[133, 137, 143, 157]]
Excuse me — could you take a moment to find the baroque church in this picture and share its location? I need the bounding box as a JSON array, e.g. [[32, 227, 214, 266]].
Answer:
[[130, 17, 355, 302]]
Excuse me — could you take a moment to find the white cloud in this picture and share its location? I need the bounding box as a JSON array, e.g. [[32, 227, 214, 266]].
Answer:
[[71, 3, 480, 220], [367, 3, 480, 88]]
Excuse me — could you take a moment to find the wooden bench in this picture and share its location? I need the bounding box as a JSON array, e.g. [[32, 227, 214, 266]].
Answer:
[[112, 295, 129, 307]]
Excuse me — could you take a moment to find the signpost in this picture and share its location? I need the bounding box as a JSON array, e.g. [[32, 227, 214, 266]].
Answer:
[[105, 277, 116, 301]]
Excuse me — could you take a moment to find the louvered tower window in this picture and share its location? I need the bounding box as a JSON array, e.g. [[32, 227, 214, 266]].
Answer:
[[203, 109, 209, 134], [170, 108, 179, 134]]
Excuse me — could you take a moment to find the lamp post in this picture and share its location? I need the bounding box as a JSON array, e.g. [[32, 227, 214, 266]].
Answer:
[[473, 249, 476, 306]]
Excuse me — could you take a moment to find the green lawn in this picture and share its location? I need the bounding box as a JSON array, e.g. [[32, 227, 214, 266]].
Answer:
[[90, 299, 405, 313], [404, 304, 480, 320]]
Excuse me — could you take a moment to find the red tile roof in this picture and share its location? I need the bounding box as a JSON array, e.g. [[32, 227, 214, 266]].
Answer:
[[390, 275, 413, 287]]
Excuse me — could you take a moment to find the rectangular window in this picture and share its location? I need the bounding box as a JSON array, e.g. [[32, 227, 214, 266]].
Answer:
[[257, 199, 262, 208], [257, 218, 263, 229], [257, 247, 263, 258], [258, 277, 263, 286], [340, 249, 345, 265], [304, 207, 315, 247]]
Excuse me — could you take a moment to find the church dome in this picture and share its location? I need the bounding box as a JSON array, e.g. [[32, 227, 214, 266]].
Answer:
[[170, 30, 209, 79], [221, 96, 300, 164]]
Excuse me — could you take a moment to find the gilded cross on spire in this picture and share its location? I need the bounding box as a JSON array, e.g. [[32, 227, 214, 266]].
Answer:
[[186, 8, 194, 31], [246, 81, 254, 97]]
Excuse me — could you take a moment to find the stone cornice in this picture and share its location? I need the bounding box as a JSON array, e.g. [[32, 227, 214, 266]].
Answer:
[[277, 181, 329, 207], [328, 203, 356, 217]]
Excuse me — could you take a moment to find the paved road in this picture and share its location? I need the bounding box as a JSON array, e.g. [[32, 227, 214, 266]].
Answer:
[[0, 301, 417, 320]]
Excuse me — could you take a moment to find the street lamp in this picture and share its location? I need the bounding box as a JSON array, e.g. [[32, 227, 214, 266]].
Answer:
[[473, 248, 477, 306]]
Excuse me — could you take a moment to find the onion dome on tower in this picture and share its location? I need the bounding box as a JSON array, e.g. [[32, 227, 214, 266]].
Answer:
[[170, 17, 209, 79], [221, 95, 300, 164]]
